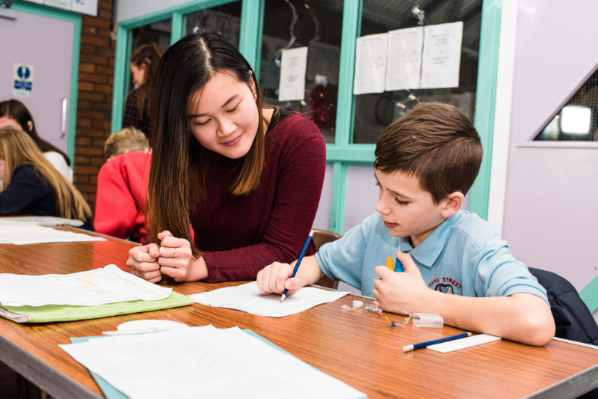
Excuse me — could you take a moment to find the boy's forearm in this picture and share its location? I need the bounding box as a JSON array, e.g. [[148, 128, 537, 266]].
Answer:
[[291, 255, 325, 287], [419, 291, 555, 346]]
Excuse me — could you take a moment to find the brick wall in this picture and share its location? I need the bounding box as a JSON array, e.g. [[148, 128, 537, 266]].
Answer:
[[74, 0, 114, 213]]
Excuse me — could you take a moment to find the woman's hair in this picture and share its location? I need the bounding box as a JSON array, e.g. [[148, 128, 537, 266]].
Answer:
[[0, 127, 91, 220], [149, 32, 268, 256], [130, 43, 164, 119], [104, 127, 149, 160], [0, 99, 71, 166]]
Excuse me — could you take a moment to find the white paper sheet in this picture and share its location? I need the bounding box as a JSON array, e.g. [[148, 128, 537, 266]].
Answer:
[[0, 264, 171, 307], [420, 21, 463, 89], [0, 224, 105, 245], [0, 216, 84, 227], [278, 46, 308, 101], [353, 33, 388, 95], [60, 326, 365, 399], [190, 282, 349, 317], [385, 27, 423, 91], [427, 334, 501, 353]]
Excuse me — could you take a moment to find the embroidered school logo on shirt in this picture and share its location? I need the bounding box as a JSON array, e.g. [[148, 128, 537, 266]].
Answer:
[[428, 277, 462, 294]]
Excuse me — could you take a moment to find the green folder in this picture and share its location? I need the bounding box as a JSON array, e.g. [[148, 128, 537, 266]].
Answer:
[[0, 291, 192, 323], [70, 330, 308, 399]]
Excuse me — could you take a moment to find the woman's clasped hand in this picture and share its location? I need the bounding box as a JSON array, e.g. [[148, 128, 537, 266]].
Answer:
[[126, 231, 208, 283]]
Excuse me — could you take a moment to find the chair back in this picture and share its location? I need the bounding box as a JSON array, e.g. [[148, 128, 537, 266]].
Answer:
[[529, 267, 598, 345], [312, 229, 342, 289]]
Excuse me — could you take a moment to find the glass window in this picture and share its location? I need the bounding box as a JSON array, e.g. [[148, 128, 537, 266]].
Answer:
[[259, 0, 344, 144], [534, 71, 598, 142], [126, 19, 172, 95], [185, 2, 243, 49], [353, 0, 483, 144]]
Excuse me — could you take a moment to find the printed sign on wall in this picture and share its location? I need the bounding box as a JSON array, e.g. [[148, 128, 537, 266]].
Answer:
[[13, 63, 34, 98]]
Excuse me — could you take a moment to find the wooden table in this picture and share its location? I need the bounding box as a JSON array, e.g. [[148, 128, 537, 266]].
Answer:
[[0, 227, 598, 399]]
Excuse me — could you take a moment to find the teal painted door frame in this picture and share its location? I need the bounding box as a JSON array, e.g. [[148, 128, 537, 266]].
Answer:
[[110, 0, 502, 236], [325, 0, 502, 233], [11, 2, 82, 167]]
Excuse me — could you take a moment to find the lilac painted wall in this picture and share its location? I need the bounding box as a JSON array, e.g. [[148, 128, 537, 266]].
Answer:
[[502, 0, 598, 297], [313, 164, 334, 230], [343, 166, 379, 234], [0, 12, 74, 153]]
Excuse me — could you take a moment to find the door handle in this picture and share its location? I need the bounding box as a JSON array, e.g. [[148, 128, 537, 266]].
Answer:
[[61, 97, 68, 138]]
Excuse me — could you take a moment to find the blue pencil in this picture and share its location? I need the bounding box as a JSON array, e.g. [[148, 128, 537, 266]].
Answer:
[[281, 230, 314, 302], [403, 332, 473, 352]]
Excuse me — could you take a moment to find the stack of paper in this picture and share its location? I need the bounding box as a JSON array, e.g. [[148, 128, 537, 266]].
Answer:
[[0, 224, 105, 244], [0, 265, 171, 307], [0, 265, 191, 324], [0, 216, 84, 227], [190, 282, 349, 317], [61, 325, 366, 399]]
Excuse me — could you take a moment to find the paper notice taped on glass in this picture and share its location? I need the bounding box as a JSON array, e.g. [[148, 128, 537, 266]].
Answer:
[[0, 265, 171, 307], [278, 46, 308, 101], [420, 21, 463, 89], [61, 326, 366, 399], [385, 27, 423, 91], [353, 33, 388, 95], [190, 282, 349, 317]]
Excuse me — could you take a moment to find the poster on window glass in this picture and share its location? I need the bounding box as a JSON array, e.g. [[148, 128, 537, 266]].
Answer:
[[385, 27, 423, 91], [278, 47, 308, 102], [353, 33, 388, 95], [420, 22, 463, 89]]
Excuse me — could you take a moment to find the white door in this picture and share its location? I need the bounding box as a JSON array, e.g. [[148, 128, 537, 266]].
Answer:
[[0, 9, 75, 153]]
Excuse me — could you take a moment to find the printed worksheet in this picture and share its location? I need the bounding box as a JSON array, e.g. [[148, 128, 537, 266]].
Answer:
[[385, 27, 423, 91], [190, 282, 349, 317], [0, 224, 105, 245], [60, 326, 366, 399], [0, 265, 171, 307], [353, 33, 388, 95]]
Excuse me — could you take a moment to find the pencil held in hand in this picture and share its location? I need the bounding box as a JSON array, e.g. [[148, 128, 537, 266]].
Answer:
[[281, 230, 314, 302]]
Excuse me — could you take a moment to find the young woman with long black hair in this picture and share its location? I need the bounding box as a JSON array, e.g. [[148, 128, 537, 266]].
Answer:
[[0, 99, 73, 182], [126, 32, 326, 284]]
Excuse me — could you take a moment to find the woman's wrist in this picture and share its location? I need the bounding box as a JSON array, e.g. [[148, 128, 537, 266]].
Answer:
[[186, 256, 209, 281]]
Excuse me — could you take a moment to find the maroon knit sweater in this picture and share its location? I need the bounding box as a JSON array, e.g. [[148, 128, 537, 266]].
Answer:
[[193, 112, 326, 283]]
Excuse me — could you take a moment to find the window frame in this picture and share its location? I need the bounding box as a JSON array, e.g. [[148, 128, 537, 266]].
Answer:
[[110, 0, 502, 231]]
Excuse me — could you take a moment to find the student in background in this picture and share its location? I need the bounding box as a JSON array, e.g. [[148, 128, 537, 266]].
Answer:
[[122, 43, 164, 140], [0, 127, 92, 228], [126, 32, 326, 285], [95, 127, 151, 243], [0, 99, 72, 182], [257, 103, 555, 347]]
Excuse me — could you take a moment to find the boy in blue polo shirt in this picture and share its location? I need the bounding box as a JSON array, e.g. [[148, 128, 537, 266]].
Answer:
[[257, 102, 555, 346]]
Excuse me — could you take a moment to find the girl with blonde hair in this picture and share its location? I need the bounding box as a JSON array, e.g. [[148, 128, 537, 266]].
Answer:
[[0, 127, 92, 227]]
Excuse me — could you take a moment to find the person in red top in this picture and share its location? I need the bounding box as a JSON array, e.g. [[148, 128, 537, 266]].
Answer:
[[126, 32, 326, 284], [95, 127, 151, 243]]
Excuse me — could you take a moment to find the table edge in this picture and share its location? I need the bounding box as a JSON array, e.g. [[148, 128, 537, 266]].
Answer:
[[0, 333, 103, 399], [524, 362, 598, 399]]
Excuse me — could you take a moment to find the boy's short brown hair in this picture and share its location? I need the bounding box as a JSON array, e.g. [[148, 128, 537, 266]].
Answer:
[[374, 102, 482, 204], [104, 127, 149, 160]]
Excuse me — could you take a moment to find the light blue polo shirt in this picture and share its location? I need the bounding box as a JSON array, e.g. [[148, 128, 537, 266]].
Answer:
[[315, 211, 547, 302]]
